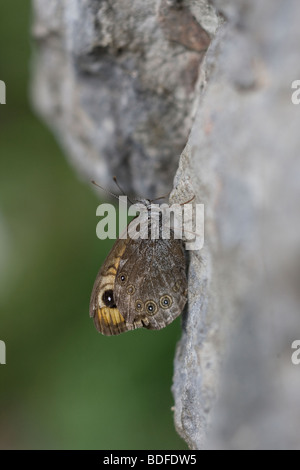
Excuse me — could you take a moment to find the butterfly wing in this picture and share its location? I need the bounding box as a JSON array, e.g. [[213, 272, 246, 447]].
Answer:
[[89, 237, 135, 335], [114, 237, 187, 330]]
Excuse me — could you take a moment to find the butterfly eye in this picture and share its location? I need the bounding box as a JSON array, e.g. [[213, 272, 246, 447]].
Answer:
[[118, 273, 127, 284], [135, 300, 143, 311], [102, 290, 117, 308], [145, 300, 158, 316], [160, 295, 173, 309]]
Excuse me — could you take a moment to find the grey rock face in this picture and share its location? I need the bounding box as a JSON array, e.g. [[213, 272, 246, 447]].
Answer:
[[31, 0, 300, 450], [32, 0, 214, 198], [172, 0, 300, 450]]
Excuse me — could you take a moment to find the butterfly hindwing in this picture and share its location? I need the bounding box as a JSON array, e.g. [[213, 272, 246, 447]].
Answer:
[[114, 237, 187, 330]]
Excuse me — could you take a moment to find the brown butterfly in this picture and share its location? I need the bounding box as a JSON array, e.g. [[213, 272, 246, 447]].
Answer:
[[89, 189, 188, 336]]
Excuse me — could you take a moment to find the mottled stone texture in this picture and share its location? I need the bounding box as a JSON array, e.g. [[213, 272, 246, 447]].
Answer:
[[171, 0, 300, 449], [31, 0, 214, 198], [32, 0, 300, 450]]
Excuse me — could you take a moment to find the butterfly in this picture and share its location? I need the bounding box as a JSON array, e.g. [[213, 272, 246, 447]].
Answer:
[[89, 191, 188, 336]]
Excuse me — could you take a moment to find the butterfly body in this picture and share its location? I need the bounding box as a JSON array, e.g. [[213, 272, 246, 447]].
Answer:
[[89, 202, 187, 335]]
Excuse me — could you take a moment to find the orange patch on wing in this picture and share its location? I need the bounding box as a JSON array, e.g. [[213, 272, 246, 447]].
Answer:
[[96, 307, 134, 335], [98, 307, 125, 326]]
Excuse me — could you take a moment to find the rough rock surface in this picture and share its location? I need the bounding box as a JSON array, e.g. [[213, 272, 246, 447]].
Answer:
[[31, 0, 215, 198], [171, 0, 300, 449], [32, 0, 300, 449]]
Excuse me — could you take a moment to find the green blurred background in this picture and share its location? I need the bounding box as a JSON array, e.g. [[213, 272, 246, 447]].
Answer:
[[0, 2, 186, 450]]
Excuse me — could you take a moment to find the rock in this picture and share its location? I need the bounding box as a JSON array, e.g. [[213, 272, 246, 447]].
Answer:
[[31, 0, 215, 198], [172, 0, 300, 449]]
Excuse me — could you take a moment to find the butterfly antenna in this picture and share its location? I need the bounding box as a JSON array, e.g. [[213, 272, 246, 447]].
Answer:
[[91, 180, 126, 203], [151, 190, 171, 203], [180, 195, 195, 205], [113, 176, 126, 195], [113, 176, 134, 205]]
